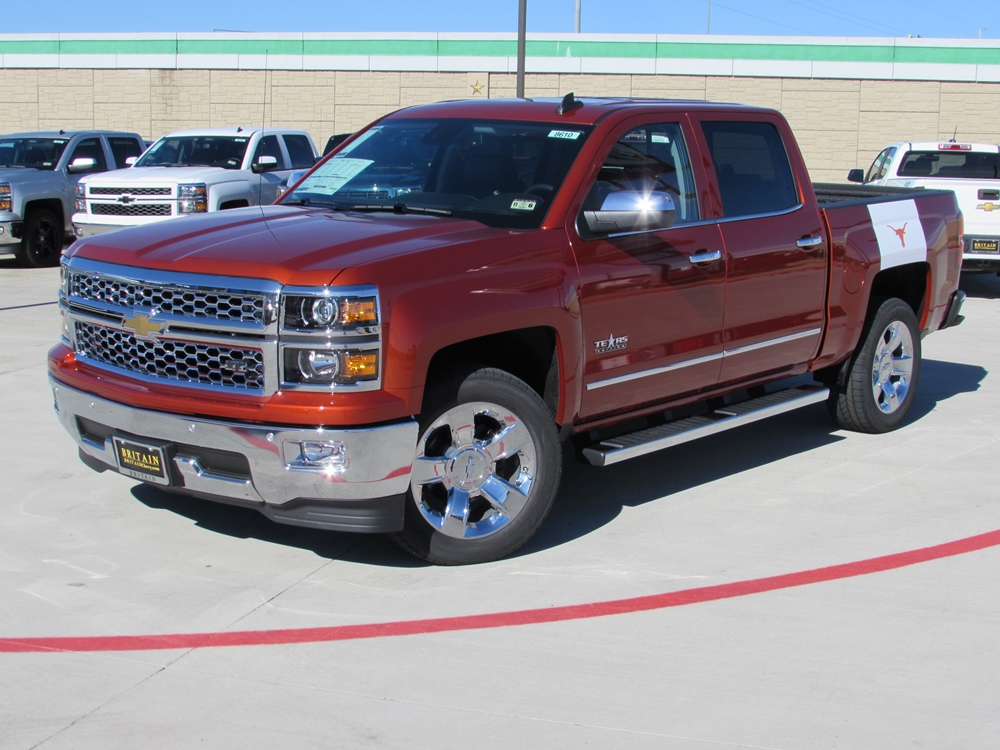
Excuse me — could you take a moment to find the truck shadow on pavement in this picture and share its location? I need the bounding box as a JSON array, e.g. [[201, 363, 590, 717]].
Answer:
[[960, 272, 1000, 299], [131, 358, 986, 566]]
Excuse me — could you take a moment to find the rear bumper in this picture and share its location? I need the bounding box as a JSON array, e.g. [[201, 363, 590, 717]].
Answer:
[[962, 236, 1000, 271], [51, 377, 418, 533]]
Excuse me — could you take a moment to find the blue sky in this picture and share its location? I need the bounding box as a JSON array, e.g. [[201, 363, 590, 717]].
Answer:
[[5, 1, 997, 39]]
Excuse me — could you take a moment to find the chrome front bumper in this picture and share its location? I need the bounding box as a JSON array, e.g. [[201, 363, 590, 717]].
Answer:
[[0, 220, 20, 245], [72, 222, 124, 239], [51, 378, 418, 531]]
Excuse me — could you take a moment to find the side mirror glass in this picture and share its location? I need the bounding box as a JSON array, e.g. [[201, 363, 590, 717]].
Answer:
[[583, 190, 676, 235], [67, 157, 97, 174], [125, 156, 138, 166], [847, 169, 865, 184], [252, 155, 280, 174]]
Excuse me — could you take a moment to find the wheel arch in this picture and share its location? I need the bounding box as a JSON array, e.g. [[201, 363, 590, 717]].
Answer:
[[423, 326, 562, 421], [23, 197, 65, 229], [869, 262, 930, 326]]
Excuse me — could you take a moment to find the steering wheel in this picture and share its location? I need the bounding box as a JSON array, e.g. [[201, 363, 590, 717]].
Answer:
[[525, 183, 554, 196]]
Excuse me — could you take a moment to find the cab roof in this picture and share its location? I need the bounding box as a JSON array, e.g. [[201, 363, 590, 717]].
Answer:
[[388, 97, 775, 126], [0, 130, 140, 139]]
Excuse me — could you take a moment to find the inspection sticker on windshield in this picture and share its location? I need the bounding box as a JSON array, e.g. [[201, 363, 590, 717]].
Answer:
[[301, 158, 373, 195], [548, 130, 582, 140], [510, 199, 537, 211]]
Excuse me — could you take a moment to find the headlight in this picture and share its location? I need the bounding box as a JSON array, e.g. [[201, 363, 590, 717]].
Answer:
[[282, 348, 379, 385], [75, 184, 86, 212], [0, 183, 11, 213], [178, 183, 207, 213], [283, 293, 378, 331]]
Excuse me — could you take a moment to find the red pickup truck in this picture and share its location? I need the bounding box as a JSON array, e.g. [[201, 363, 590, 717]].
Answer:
[[50, 96, 965, 564]]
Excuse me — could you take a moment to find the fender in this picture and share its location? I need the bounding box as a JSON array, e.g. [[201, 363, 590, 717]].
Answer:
[[208, 179, 254, 211]]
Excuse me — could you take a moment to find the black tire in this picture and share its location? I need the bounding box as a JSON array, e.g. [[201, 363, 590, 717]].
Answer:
[[828, 297, 921, 433], [20, 209, 62, 268], [389, 366, 562, 565]]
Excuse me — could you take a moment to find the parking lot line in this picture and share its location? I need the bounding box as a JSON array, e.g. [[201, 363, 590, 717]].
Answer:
[[4, 526, 998, 655]]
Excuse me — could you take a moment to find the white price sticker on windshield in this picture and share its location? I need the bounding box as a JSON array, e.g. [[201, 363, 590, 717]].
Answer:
[[548, 130, 582, 140], [510, 199, 537, 211], [300, 158, 373, 195]]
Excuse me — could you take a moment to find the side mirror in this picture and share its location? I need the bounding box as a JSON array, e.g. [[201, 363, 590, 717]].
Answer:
[[67, 157, 97, 174], [125, 156, 138, 166], [847, 169, 865, 184], [252, 155, 280, 174], [583, 190, 676, 235], [275, 170, 310, 200]]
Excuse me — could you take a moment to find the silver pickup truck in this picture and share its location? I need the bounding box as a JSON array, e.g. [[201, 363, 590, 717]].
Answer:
[[0, 130, 145, 267]]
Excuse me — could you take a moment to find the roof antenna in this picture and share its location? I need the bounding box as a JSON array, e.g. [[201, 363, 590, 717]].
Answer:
[[949, 126, 958, 143], [556, 92, 583, 115]]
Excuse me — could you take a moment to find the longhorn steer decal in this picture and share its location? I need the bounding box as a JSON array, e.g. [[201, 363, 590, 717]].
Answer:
[[888, 223, 908, 247]]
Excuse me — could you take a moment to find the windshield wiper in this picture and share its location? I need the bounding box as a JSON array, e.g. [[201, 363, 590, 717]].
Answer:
[[350, 203, 452, 216]]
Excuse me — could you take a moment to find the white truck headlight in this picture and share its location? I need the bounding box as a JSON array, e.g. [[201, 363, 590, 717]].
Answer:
[[75, 183, 86, 212], [178, 183, 207, 213]]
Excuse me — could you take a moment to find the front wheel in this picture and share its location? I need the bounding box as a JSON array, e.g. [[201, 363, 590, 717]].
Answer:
[[829, 297, 921, 433], [20, 209, 62, 268], [390, 367, 562, 565]]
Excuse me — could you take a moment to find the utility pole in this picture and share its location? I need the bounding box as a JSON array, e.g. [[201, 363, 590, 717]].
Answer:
[[707, 0, 711, 34], [575, 0, 581, 33], [517, 0, 527, 98], [980, 28, 987, 39]]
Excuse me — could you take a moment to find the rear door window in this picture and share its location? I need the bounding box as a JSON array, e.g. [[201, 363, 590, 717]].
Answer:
[[701, 121, 798, 218], [282, 134, 315, 169], [108, 137, 144, 168]]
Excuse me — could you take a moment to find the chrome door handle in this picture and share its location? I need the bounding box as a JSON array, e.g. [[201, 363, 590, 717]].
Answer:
[[689, 250, 722, 266], [796, 236, 824, 250]]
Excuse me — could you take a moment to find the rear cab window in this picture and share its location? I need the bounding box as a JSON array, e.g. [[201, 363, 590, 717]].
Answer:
[[898, 150, 1000, 179], [700, 120, 798, 217]]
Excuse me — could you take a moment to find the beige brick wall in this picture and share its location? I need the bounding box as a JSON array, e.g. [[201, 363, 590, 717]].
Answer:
[[3, 67, 1000, 183]]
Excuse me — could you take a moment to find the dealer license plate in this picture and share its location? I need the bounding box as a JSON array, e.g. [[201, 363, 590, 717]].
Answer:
[[113, 437, 170, 485], [971, 239, 999, 254]]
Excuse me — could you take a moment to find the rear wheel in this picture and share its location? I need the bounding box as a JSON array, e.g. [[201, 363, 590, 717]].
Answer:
[[20, 209, 62, 268], [828, 297, 921, 433], [390, 366, 562, 565]]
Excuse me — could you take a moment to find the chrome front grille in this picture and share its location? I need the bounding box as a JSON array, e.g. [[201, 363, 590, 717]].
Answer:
[[69, 271, 268, 324], [89, 187, 173, 196], [91, 203, 172, 216], [75, 321, 266, 392]]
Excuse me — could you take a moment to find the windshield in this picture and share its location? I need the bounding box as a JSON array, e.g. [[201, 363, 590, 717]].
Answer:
[[135, 136, 251, 169], [283, 118, 593, 229], [898, 150, 1000, 179], [0, 137, 70, 170]]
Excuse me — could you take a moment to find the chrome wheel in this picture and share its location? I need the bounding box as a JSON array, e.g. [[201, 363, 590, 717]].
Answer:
[[410, 401, 536, 540], [870, 320, 914, 414]]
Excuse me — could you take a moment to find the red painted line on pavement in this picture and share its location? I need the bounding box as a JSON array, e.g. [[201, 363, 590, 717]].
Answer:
[[4, 529, 999, 655]]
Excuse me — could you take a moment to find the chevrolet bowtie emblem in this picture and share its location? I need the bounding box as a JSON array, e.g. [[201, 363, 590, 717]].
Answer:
[[977, 202, 1000, 212], [117, 194, 136, 204], [122, 313, 162, 338]]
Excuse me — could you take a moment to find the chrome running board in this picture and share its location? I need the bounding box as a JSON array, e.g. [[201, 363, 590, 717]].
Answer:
[[582, 385, 830, 467]]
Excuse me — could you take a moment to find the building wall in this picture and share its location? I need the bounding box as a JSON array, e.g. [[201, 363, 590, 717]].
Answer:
[[3, 32, 1000, 182]]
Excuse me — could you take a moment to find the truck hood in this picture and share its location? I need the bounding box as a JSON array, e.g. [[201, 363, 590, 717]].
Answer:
[[0, 167, 41, 180], [67, 205, 505, 286], [82, 166, 243, 185]]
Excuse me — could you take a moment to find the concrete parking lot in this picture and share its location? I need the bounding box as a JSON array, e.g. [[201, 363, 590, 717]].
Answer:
[[2, 258, 999, 749]]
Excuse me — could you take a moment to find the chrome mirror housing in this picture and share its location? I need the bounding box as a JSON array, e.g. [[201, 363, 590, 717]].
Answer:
[[583, 190, 676, 234]]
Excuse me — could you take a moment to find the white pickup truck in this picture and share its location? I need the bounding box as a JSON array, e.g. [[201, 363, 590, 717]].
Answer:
[[850, 141, 1000, 272], [72, 128, 318, 238]]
